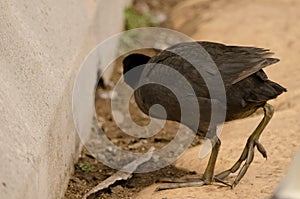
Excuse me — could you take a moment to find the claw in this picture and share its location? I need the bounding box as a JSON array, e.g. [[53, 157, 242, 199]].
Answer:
[[231, 183, 236, 189]]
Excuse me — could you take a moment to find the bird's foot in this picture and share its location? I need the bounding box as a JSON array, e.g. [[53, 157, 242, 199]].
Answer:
[[215, 136, 267, 188], [155, 136, 224, 191], [155, 176, 231, 191], [215, 104, 272, 188]]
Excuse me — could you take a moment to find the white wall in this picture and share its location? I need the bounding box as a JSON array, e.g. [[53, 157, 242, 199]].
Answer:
[[0, 0, 130, 198]]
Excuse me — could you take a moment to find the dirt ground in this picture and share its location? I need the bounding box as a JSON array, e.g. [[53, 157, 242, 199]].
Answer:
[[65, 0, 300, 198]]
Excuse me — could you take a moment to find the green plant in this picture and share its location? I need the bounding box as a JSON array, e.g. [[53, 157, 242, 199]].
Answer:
[[79, 163, 97, 172], [124, 6, 158, 30]]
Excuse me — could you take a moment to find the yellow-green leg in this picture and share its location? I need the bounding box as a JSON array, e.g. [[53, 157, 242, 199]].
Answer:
[[156, 135, 221, 191], [156, 103, 274, 191], [215, 103, 274, 188]]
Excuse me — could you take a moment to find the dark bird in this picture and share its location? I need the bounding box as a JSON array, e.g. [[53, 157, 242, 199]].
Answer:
[[122, 41, 287, 190]]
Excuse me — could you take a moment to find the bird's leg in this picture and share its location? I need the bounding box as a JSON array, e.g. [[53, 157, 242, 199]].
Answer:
[[156, 134, 221, 191], [203, 136, 221, 184], [215, 103, 274, 188]]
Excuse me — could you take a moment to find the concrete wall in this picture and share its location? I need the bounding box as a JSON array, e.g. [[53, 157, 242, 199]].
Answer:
[[0, 0, 130, 198]]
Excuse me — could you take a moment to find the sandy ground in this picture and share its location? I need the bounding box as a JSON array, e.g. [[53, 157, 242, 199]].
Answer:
[[136, 0, 300, 199]]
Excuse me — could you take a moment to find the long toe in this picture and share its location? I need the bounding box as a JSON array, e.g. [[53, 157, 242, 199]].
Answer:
[[157, 177, 202, 183], [254, 139, 268, 159], [231, 139, 256, 188], [214, 137, 259, 188], [156, 181, 205, 191]]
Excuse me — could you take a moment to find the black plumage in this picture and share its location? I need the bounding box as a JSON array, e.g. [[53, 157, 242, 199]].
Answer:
[[122, 41, 286, 189]]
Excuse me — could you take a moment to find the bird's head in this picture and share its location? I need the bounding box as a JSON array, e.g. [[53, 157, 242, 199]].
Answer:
[[122, 53, 151, 89]]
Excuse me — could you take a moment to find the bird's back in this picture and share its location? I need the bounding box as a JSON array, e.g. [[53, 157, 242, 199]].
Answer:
[[124, 41, 286, 135]]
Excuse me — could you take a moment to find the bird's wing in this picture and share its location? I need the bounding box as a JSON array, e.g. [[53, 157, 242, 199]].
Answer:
[[145, 42, 226, 99], [141, 41, 279, 103], [199, 41, 280, 85]]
